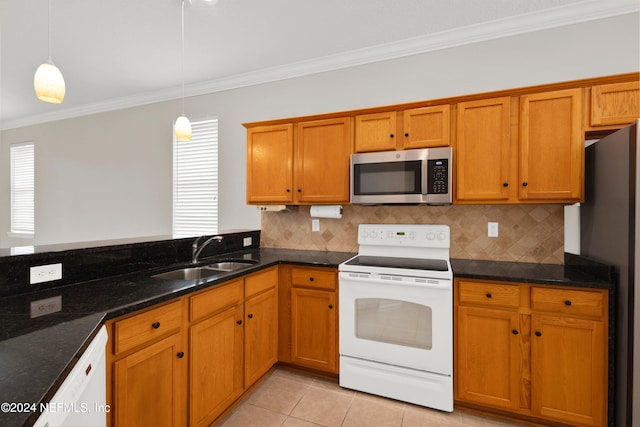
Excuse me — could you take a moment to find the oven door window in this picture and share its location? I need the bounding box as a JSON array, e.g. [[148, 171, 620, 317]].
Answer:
[[355, 298, 432, 350], [353, 161, 422, 195]]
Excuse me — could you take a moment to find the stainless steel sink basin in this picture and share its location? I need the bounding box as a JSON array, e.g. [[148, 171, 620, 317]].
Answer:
[[152, 259, 257, 281]]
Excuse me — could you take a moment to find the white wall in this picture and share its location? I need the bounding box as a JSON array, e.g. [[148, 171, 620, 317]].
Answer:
[[1, 13, 638, 248]]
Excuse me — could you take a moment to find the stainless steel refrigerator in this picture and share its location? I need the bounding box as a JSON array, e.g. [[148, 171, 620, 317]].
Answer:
[[581, 120, 639, 427]]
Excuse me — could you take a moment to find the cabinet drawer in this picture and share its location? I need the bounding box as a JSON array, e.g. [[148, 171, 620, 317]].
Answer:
[[190, 279, 243, 322], [458, 281, 520, 308], [114, 300, 182, 354], [245, 267, 278, 297], [291, 267, 336, 290], [531, 287, 605, 318]]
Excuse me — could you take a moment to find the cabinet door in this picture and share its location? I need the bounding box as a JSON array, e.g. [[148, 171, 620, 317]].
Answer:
[[245, 287, 278, 385], [246, 124, 294, 203], [291, 288, 337, 373], [403, 105, 450, 149], [456, 306, 522, 411], [189, 305, 243, 427], [531, 315, 606, 427], [455, 97, 512, 202], [355, 112, 397, 152], [114, 333, 187, 427], [519, 89, 583, 201], [295, 118, 352, 203], [590, 81, 639, 127]]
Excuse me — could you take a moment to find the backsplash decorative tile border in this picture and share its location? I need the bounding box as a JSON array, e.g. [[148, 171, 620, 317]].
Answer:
[[261, 204, 564, 264]]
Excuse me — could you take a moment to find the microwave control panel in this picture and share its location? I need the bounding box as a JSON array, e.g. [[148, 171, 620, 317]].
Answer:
[[427, 159, 449, 194]]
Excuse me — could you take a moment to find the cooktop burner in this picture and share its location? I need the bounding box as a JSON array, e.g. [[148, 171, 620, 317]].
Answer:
[[344, 255, 449, 272]]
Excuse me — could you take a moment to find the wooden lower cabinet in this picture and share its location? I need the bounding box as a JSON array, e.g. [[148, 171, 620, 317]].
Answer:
[[455, 279, 608, 427], [244, 287, 278, 385], [189, 305, 243, 427], [113, 333, 187, 427]]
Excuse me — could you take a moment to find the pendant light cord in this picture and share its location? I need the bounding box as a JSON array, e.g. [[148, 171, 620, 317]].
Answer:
[[47, 0, 53, 63], [181, 0, 185, 115]]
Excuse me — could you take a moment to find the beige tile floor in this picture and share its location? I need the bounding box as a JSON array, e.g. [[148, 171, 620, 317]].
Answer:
[[218, 368, 528, 427]]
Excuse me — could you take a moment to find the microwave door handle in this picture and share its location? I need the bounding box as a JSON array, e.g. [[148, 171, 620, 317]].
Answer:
[[422, 159, 430, 195]]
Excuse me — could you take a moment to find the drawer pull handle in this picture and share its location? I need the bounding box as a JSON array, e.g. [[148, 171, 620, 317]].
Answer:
[[535, 331, 542, 337], [564, 300, 572, 306], [236, 319, 242, 325], [328, 305, 334, 309], [485, 293, 492, 299], [152, 322, 160, 329], [512, 329, 519, 335], [248, 313, 254, 319], [177, 351, 184, 359], [309, 277, 314, 282]]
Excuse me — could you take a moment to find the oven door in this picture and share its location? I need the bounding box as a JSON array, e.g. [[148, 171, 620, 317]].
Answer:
[[339, 271, 452, 375]]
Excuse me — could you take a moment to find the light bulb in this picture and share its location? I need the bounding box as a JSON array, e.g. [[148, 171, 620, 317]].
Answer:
[[175, 115, 192, 141], [34, 62, 65, 104]]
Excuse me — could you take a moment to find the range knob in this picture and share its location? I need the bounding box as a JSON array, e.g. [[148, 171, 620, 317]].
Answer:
[[427, 232, 435, 240], [360, 230, 369, 239], [369, 231, 378, 239], [437, 232, 446, 240]]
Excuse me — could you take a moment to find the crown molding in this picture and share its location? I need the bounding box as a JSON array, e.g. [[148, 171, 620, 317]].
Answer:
[[2, 0, 638, 131]]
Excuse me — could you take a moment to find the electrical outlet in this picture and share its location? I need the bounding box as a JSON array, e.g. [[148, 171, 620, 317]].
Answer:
[[312, 219, 320, 232], [243, 237, 252, 247], [30, 295, 62, 318], [488, 222, 499, 238], [30, 263, 63, 284]]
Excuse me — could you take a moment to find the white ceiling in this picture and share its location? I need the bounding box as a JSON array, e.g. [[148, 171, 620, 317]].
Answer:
[[0, 0, 638, 129]]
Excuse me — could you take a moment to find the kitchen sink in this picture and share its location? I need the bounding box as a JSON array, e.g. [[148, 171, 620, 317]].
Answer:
[[151, 259, 258, 281]]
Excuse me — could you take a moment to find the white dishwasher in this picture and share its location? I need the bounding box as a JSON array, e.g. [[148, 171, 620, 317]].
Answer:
[[34, 325, 108, 427]]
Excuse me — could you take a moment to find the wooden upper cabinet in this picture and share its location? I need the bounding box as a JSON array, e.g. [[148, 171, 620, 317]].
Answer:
[[519, 89, 583, 202], [589, 81, 639, 127], [354, 112, 397, 152], [455, 97, 513, 202], [246, 124, 294, 204], [403, 105, 450, 149], [355, 105, 450, 152], [295, 117, 353, 203]]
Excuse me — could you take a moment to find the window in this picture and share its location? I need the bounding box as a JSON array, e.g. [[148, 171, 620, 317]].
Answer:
[[173, 117, 218, 237], [9, 142, 35, 237]]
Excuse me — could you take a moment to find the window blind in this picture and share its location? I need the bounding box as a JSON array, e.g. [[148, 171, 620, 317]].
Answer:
[[10, 142, 35, 235], [173, 117, 218, 237]]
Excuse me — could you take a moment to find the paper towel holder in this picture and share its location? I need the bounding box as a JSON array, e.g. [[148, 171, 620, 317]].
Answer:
[[310, 205, 343, 219]]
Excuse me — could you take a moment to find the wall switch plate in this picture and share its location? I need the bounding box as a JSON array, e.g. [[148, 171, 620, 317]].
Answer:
[[312, 219, 320, 232], [30, 295, 62, 318], [488, 222, 499, 238], [30, 263, 63, 284], [243, 237, 252, 247]]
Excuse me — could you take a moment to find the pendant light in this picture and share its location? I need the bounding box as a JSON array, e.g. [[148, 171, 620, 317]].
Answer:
[[175, 0, 192, 142], [34, 0, 65, 104]]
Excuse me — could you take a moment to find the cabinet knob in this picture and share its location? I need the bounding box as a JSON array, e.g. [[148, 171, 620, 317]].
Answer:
[[286, 188, 291, 193], [309, 277, 314, 282], [297, 189, 301, 193], [329, 305, 334, 309], [485, 292, 492, 299], [404, 132, 409, 137], [535, 331, 542, 337], [564, 300, 572, 306], [503, 182, 509, 187], [522, 181, 528, 187], [236, 319, 243, 325], [248, 313, 254, 319], [177, 351, 185, 358], [512, 329, 519, 335], [152, 322, 160, 329], [390, 133, 394, 138]]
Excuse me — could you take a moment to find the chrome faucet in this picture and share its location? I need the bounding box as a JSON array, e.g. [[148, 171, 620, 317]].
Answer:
[[192, 235, 224, 264]]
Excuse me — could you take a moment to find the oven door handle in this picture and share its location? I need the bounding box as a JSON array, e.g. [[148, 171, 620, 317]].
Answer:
[[339, 272, 451, 290]]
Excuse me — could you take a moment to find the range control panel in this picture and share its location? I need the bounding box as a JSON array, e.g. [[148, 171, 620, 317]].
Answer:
[[358, 224, 450, 248]]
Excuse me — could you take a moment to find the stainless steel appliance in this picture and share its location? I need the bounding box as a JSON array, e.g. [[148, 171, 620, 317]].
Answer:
[[350, 147, 452, 205], [580, 120, 639, 427], [339, 224, 453, 411]]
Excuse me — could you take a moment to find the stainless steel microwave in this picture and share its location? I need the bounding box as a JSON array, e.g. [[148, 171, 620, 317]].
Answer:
[[350, 147, 452, 205]]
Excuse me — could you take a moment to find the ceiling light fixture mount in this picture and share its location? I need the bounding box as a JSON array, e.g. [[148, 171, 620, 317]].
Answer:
[[175, 0, 192, 142], [34, 0, 65, 104]]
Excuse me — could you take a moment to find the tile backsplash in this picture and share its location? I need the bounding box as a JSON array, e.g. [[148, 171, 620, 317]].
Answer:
[[261, 204, 564, 264]]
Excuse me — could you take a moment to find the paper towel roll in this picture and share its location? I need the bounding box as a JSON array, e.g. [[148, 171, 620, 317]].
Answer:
[[310, 205, 343, 219]]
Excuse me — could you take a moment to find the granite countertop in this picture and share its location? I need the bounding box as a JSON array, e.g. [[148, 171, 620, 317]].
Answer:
[[0, 248, 614, 427]]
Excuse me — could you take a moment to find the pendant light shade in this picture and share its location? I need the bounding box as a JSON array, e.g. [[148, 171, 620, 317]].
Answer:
[[34, 61, 65, 104], [35, 0, 65, 104], [175, 115, 192, 141]]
